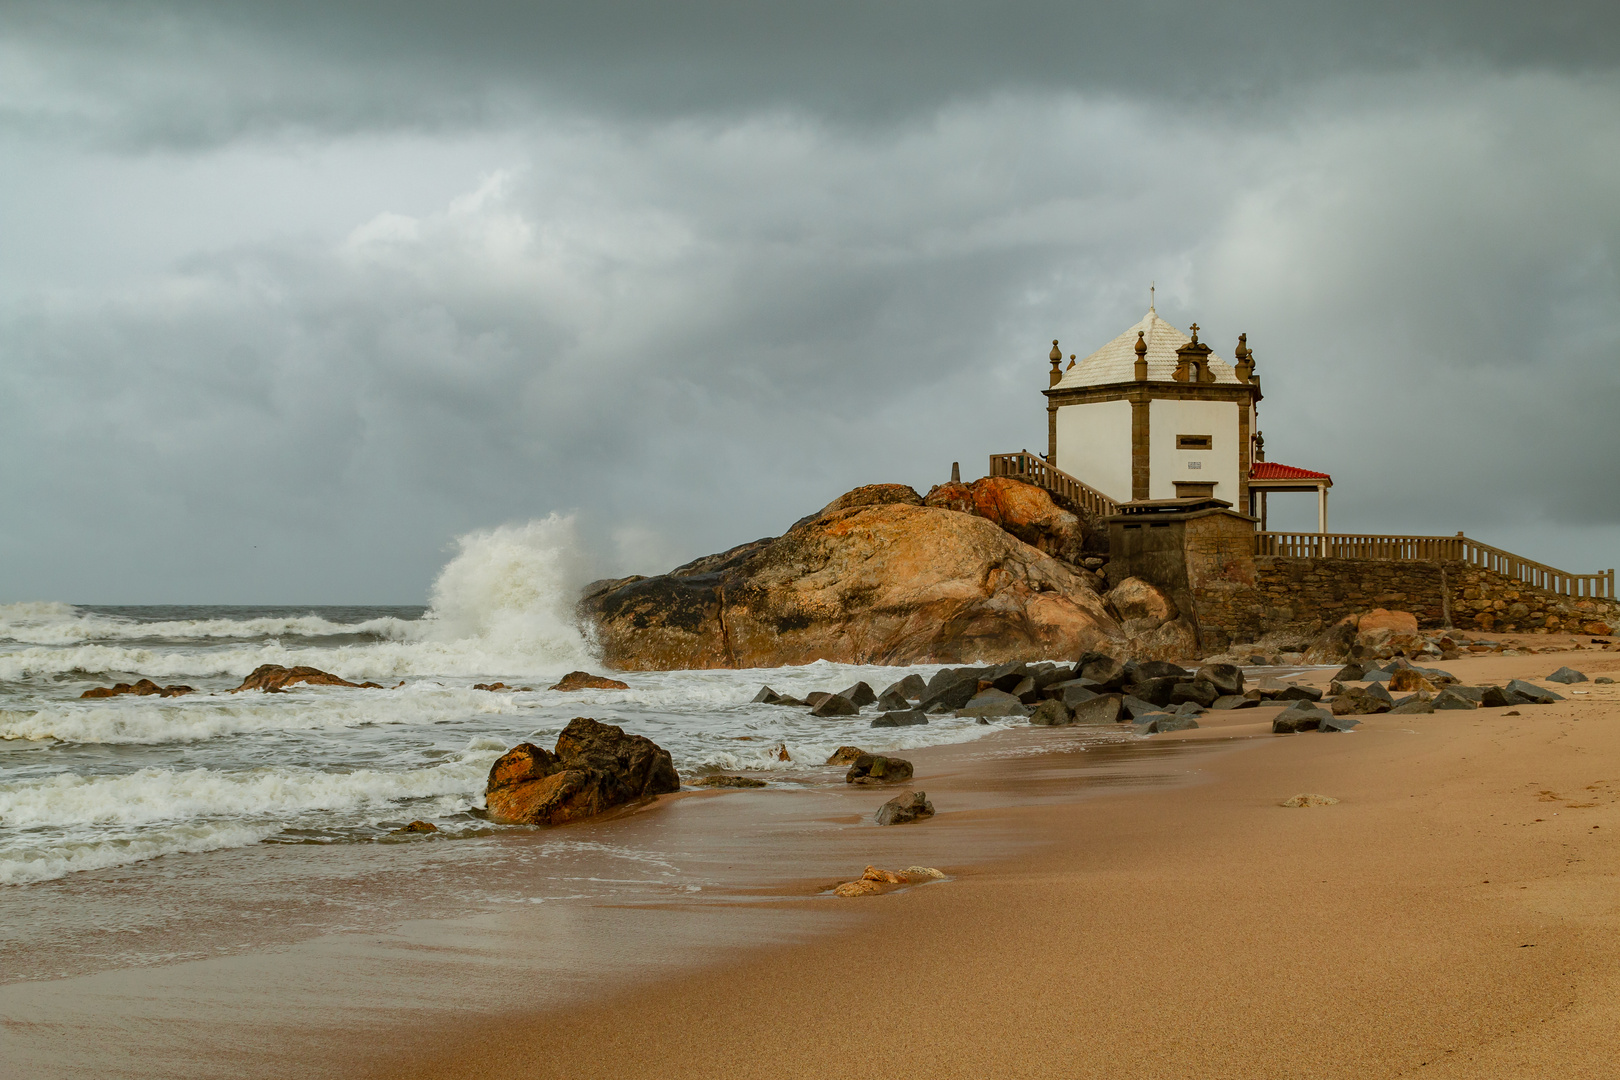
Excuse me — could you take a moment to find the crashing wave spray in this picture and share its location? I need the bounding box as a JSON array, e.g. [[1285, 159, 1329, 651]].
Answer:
[[415, 513, 599, 673]]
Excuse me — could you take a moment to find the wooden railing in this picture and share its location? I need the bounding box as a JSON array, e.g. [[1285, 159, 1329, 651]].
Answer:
[[988, 452, 1120, 518], [1256, 531, 1616, 599]]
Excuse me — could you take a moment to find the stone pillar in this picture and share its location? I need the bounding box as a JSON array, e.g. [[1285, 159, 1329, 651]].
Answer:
[[1131, 391, 1151, 500], [1318, 484, 1329, 534], [1237, 402, 1251, 517]]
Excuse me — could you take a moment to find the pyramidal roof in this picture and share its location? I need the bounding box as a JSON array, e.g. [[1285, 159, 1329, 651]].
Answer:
[[1053, 308, 1241, 388]]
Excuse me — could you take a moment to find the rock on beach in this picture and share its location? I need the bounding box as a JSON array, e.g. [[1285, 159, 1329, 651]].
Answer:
[[484, 718, 681, 826]]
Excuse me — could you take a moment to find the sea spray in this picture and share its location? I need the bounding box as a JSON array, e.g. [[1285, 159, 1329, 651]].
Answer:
[[418, 513, 599, 672]]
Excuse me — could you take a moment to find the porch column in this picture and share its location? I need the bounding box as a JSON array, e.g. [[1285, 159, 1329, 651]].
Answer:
[[1318, 484, 1328, 534]]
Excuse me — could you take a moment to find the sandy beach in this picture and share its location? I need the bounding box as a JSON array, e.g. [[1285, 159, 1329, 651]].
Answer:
[[355, 641, 1620, 1080]]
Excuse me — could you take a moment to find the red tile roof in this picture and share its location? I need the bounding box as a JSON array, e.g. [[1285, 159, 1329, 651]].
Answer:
[[1250, 461, 1332, 481]]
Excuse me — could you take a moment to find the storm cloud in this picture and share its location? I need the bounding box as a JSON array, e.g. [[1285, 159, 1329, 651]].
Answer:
[[2, 3, 1617, 602]]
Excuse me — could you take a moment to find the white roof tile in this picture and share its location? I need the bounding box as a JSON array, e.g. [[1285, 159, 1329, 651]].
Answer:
[[1054, 308, 1240, 388]]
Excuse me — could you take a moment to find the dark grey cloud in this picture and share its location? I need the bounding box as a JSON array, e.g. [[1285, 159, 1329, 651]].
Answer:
[[0, 7, 1617, 602], [5, 1, 1619, 145]]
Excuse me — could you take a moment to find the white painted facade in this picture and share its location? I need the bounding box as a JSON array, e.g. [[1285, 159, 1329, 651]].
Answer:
[[1054, 399, 1133, 503], [1147, 398, 1243, 501]]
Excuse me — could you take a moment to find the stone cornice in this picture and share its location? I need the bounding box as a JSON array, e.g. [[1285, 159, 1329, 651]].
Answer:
[[1043, 381, 1262, 407]]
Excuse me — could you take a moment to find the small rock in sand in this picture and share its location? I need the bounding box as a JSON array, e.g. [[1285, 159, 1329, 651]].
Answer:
[[392, 820, 438, 833], [845, 754, 914, 785], [548, 671, 630, 692], [689, 775, 768, 788], [875, 790, 934, 826], [1546, 666, 1589, 685], [825, 745, 866, 766], [833, 879, 885, 897], [1282, 794, 1339, 808]]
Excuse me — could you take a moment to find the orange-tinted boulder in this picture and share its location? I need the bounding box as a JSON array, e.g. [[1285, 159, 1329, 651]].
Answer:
[[924, 476, 1090, 564], [816, 483, 923, 516], [484, 718, 680, 826], [548, 671, 630, 691], [580, 502, 1122, 670], [1357, 609, 1419, 635], [230, 665, 382, 693], [81, 679, 194, 699]]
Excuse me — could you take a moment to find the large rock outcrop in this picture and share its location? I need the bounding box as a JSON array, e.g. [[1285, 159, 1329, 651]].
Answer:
[[484, 718, 681, 826], [922, 476, 1093, 565], [581, 499, 1124, 670]]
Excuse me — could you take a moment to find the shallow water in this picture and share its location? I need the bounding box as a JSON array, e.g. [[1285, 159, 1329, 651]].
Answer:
[[0, 597, 1050, 887]]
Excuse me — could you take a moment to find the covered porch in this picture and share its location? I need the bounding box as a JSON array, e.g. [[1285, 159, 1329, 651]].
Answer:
[[1248, 461, 1332, 534]]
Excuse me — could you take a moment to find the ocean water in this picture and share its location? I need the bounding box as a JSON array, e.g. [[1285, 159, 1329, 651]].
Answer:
[[0, 517, 1035, 888]]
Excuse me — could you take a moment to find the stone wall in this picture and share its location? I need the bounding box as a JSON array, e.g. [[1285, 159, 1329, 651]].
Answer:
[[1190, 555, 1619, 650]]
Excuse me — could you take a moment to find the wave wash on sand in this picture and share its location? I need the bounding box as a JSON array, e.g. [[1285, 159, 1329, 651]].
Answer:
[[0, 516, 1047, 886]]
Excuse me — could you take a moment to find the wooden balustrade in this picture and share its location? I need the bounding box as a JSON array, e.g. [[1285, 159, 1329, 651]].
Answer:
[[1256, 532, 1616, 599], [987, 452, 1120, 518]]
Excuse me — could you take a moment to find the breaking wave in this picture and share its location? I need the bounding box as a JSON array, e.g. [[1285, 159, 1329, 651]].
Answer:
[[0, 514, 598, 681]]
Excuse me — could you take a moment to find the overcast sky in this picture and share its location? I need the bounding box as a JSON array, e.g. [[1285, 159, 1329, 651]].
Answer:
[[3, 1, 1617, 604]]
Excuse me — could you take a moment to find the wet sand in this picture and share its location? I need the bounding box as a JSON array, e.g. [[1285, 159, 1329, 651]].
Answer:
[[8, 642, 1620, 1078], [364, 644, 1620, 1080]]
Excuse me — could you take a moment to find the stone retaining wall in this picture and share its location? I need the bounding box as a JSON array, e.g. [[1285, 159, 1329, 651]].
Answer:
[[1190, 555, 1619, 650]]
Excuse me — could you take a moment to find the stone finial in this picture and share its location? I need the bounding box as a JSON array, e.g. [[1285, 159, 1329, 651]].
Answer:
[[1188, 322, 1200, 344], [1049, 339, 1063, 386], [1234, 332, 1255, 384], [1050, 340, 1062, 361], [1254, 431, 1266, 462], [1134, 331, 1148, 382]]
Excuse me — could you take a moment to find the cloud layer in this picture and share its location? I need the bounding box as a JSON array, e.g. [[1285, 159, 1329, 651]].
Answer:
[[2, 7, 1617, 602]]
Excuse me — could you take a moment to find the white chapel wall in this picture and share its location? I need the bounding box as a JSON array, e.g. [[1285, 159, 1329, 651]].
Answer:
[[1148, 399, 1239, 501], [1055, 400, 1132, 502]]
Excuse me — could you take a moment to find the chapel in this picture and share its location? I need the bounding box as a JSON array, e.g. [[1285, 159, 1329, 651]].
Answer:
[[1042, 303, 1331, 531]]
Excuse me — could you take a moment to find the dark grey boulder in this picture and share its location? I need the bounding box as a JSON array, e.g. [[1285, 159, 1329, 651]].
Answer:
[[1432, 688, 1478, 710], [1076, 653, 1129, 687], [1596, 677, 1615, 685], [1332, 663, 1366, 682], [1547, 667, 1588, 685], [1479, 686, 1512, 708], [752, 685, 783, 704], [1028, 699, 1073, 726], [1120, 695, 1163, 719], [1069, 695, 1123, 726], [1331, 687, 1392, 716], [1060, 684, 1100, 707], [1447, 685, 1486, 704], [846, 754, 914, 784], [875, 791, 934, 826], [956, 688, 1029, 718], [1169, 679, 1219, 708], [1319, 713, 1361, 732], [838, 682, 878, 708], [1032, 667, 1073, 691], [880, 673, 928, 700], [775, 695, 808, 706], [1010, 676, 1040, 703], [1154, 715, 1200, 733], [918, 674, 984, 712], [1211, 695, 1257, 710], [1506, 679, 1564, 705], [871, 709, 929, 728], [875, 688, 911, 712], [1125, 677, 1179, 707], [810, 693, 859, 717], [1135, 660, 1192, 681], [1196, 663, 1245, 696], [1131, 713, 1173, 733], [1274, 684, 1324, 702], [1273, 703, 1330, 733], [1172, 701, 1205, 717], [1390, 695, 1436, 714], [806, 692, 832, 707]]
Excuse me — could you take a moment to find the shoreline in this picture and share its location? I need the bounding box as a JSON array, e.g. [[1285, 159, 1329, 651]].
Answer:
[[4, 644, 1618, 1077], [361, 646, 1620, 1080]]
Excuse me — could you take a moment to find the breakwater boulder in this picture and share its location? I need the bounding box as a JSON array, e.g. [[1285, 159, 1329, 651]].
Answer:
[[231, 665, 382, 693], [582, 495, 1124, 669], [484, 718, 681, 826]]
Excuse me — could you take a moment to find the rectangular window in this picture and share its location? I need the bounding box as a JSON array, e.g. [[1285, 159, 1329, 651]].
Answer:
[[1177, 434, 1212, 450]]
